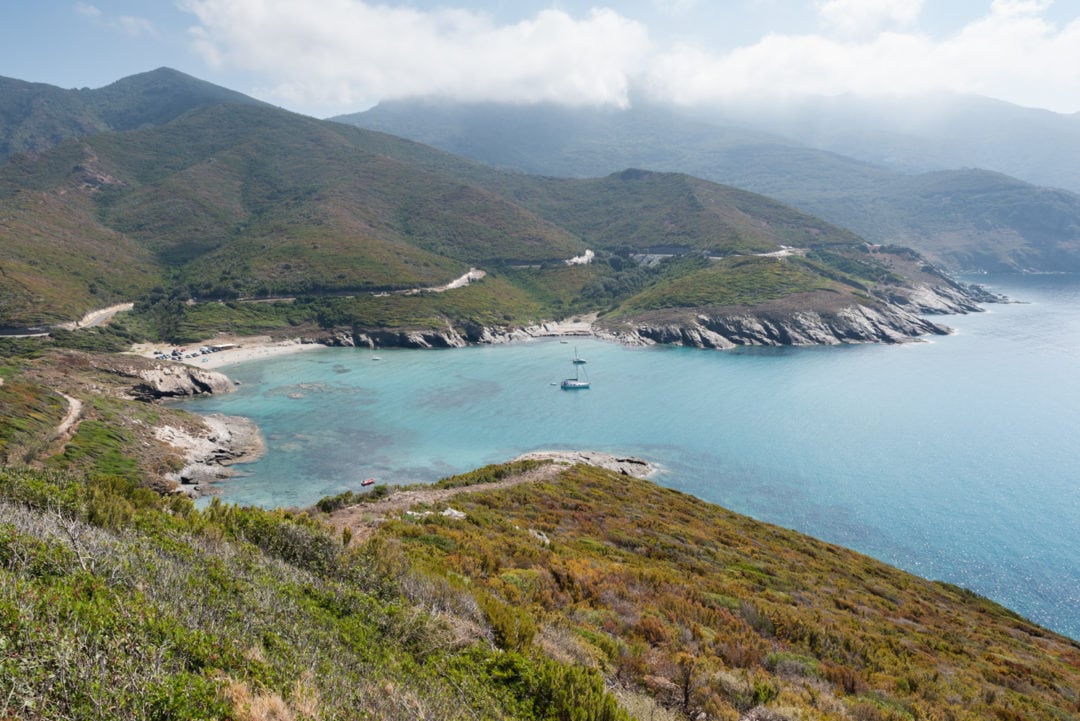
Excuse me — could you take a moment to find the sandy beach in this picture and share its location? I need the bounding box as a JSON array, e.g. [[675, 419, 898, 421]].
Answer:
[[128, 314, 604, 369], [130, 336, 328, 369]]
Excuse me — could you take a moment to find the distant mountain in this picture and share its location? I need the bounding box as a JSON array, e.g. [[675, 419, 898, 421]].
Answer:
[[714, 93, 1080, 194], [0, 92, 975, 348], [338, 99, 1080, 273], [0, 67, 265, 164]]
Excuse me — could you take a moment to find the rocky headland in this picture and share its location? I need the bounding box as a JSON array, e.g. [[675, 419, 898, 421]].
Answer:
[[155, 414, 265, 496], [26, 351, 254, 495], [90, 353, 236, 400], [513, 449, 658, 478], [601, 295, 951, 349], [309, 278, 995, 351]]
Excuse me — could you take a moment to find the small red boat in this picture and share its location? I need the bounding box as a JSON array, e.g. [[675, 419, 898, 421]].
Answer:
[[361, 477, 376, 486]]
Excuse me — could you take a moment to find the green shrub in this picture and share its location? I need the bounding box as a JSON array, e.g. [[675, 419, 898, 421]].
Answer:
[[479, 592, 537, 652]]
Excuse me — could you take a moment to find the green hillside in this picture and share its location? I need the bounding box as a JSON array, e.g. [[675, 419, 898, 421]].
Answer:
[[0, 89, 965, 342], [1, 425, 1078, 720], [491, 170, 862, 256], [0, 67, 264, 164], [0, 102, 587, 326]]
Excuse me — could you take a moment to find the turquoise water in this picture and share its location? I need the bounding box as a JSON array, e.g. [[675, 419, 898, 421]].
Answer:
[[180, 275, 1080, 640]]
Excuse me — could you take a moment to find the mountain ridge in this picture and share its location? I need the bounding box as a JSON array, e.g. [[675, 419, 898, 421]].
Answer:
[[0, 90, 984, 352], [0, 67, 265, 165], [339, 98, 1080, 273]]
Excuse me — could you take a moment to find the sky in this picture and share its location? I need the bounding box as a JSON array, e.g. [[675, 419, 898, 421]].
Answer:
[[2, 0, 1079, 117]]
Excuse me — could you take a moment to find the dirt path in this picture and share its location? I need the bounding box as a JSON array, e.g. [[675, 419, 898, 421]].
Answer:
[[44, 393, 85, 458], [54, 303, 135, 331], [326, 451, 658, 545], [402, 267, 486, 295], [327, 462, 562, 544], [55, 393, 83, 438]]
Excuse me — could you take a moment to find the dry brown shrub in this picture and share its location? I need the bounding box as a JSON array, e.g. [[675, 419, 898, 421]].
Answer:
[[537, 622, 601, 667], [226, 680, 295, 721], [292, 672, 320, 720]]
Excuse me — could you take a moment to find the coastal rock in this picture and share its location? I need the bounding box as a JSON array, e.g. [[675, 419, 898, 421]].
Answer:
[[606, 301, 951, 350], [312, 280, 990, 352], [888, 282, 986, 315], [350, 327, 468, 349], [514, 450, 658, 478], [96, 356, 234, 400], [156, 414, 264, 494], [331, 331, 355, 347]]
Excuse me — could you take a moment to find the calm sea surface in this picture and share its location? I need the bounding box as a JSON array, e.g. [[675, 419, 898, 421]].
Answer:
[[179, 275, 1080, 640]]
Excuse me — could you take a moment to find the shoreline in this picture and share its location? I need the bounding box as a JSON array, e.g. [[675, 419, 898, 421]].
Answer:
[[131, 336, 329, 369], [129, 316, 605, 370], [156, 413, 265, 497]]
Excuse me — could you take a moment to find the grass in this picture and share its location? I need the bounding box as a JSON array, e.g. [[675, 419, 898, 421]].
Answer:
[[169, 300, 314, 343], [51, 419, 139, 481], [0, 379, 65, 466], [613, 256, 840, 315]]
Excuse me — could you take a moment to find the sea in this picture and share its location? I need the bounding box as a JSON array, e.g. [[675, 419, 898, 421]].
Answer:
[[178, 274, 1080, 641]]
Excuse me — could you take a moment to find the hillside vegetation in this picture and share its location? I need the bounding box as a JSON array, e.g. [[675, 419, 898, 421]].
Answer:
[[0, 67, 264, 164], [361, 463, 1080, 721], [0, 79, 969, 346], [0, 317, 1076, 720], [2, 443, 1078, 720]]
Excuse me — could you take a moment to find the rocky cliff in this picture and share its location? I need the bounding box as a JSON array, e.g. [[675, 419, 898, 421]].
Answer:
[[312, 279, 994, 351], [596, 278, 993, 349], [94, 355, 235, 400], [606, 301, 950, 349]]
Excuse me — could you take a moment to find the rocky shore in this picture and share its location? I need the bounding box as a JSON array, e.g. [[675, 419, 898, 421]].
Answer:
[[603, 300, 951, 349], [156, 414, 265, 497], [307, 280, 998, 352], [95, 352, 235, 398]]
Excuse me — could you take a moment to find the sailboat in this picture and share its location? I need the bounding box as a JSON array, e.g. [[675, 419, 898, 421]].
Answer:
[[560, 355, 590, 389], [572, 347, 587, 365]]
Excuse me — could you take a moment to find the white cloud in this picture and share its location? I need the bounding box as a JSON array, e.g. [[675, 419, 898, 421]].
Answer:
[[180, 0, 651, 112], [645, 0, 1080, 112], [117, 15, 158, 38], [177, 0, 1080, 115], [75, 2, 157, 38], [817, 0, 924, 36], [74, 2, 102, 19]]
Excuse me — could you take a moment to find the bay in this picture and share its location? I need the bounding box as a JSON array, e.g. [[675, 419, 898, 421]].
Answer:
[[179, 274, 1080, 640]]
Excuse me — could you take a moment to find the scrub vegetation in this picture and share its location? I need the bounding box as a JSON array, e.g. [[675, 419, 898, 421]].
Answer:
[[367, 464, 1080, 721], [1, 453, 1078, 720]]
